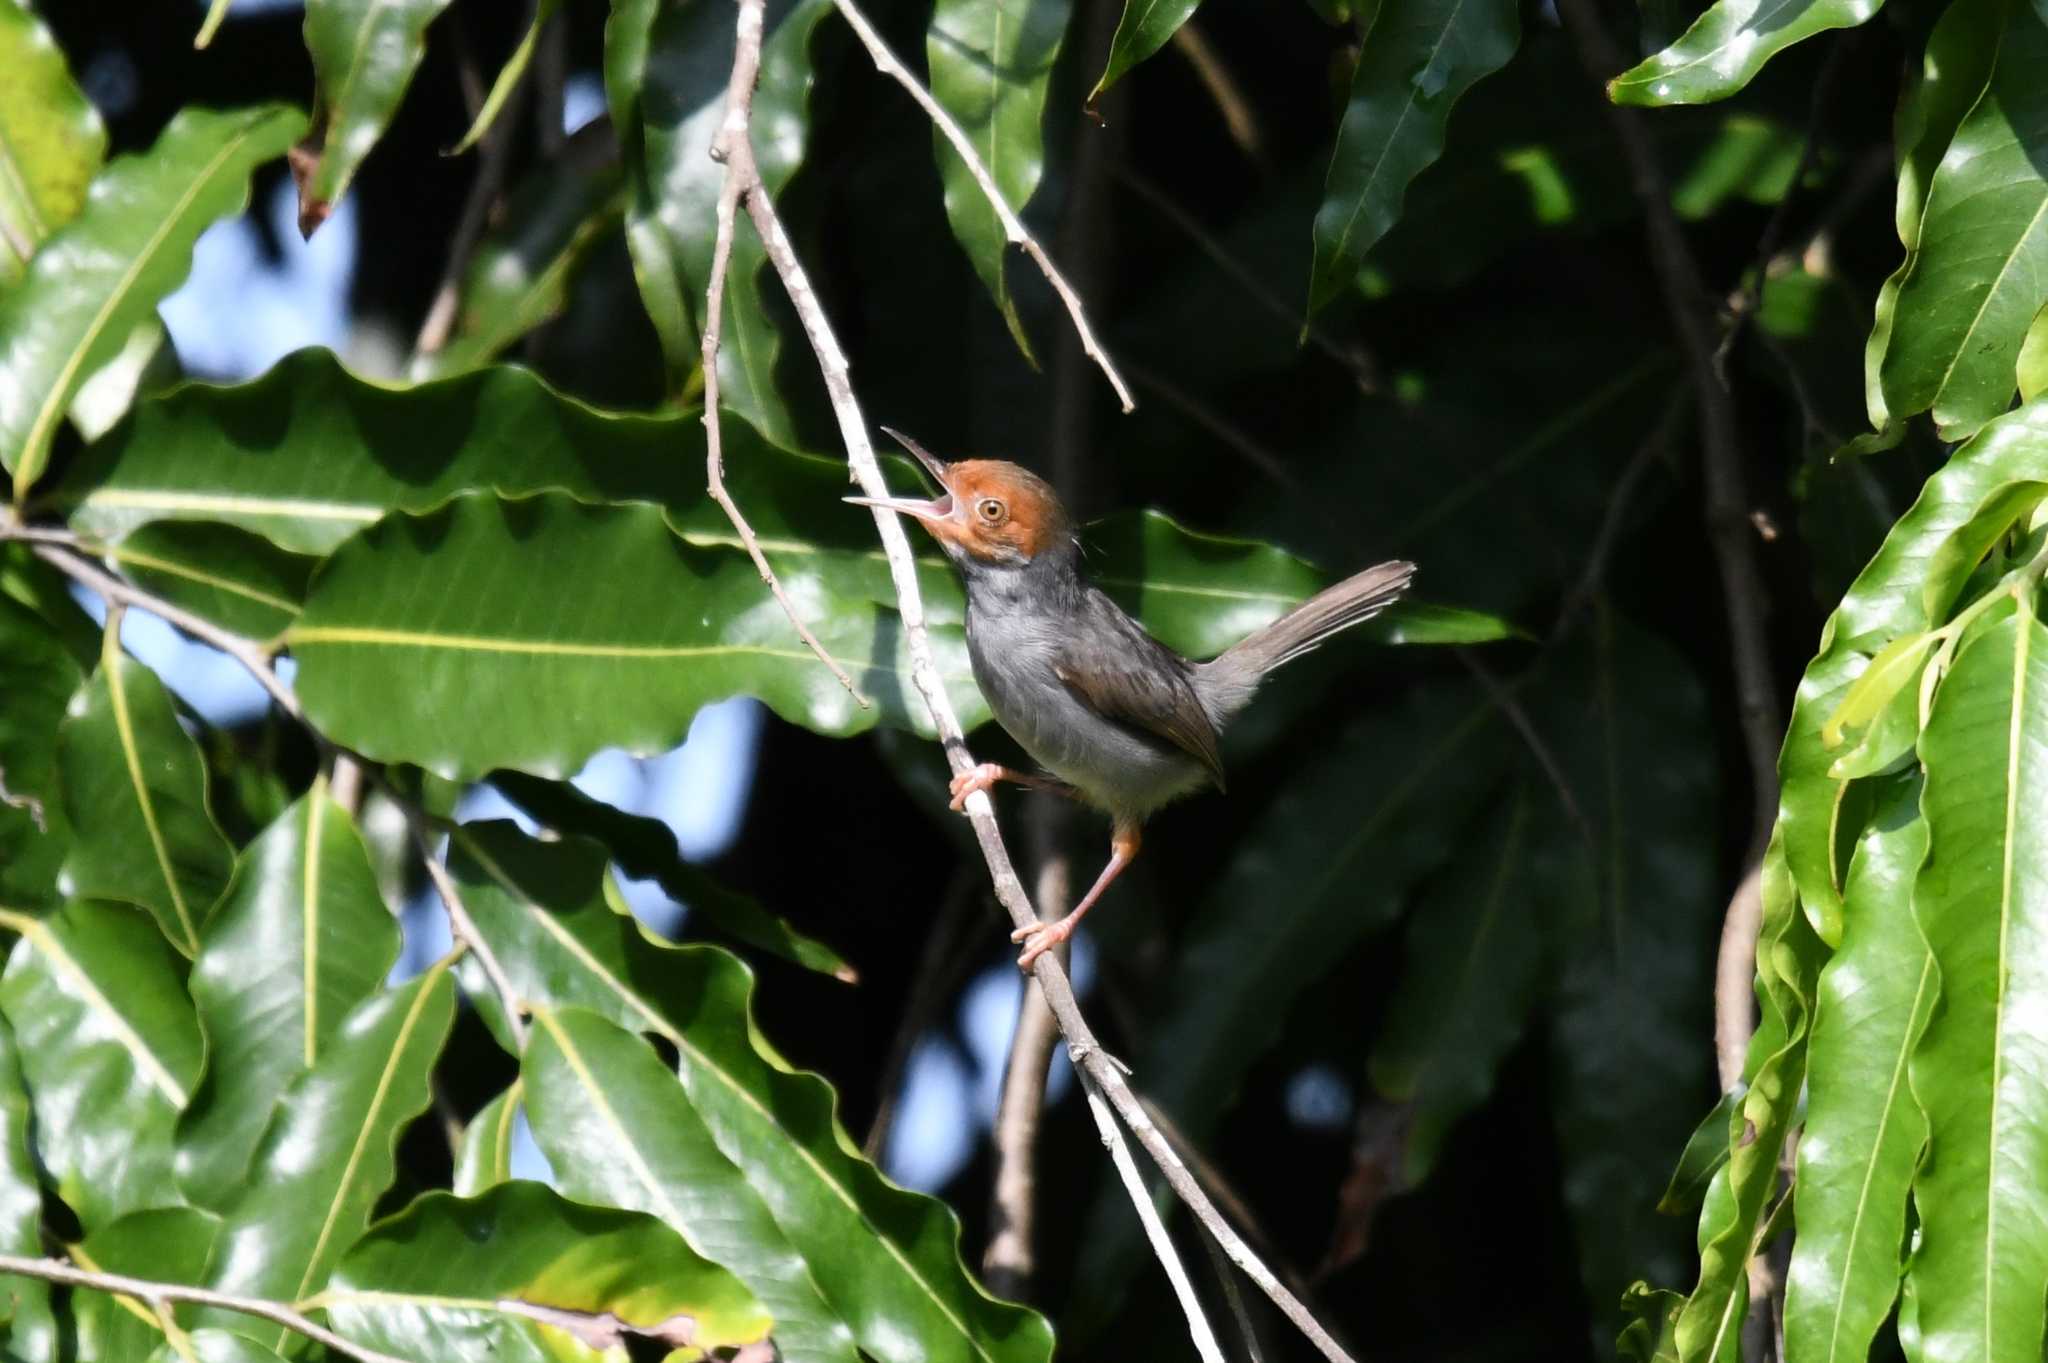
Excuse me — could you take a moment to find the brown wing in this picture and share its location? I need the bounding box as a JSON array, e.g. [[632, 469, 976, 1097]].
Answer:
[[1053, 595, 1226, 790]]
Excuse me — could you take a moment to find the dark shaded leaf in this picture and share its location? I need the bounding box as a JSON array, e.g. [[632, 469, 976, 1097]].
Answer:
[[0, 594, 79, 910]]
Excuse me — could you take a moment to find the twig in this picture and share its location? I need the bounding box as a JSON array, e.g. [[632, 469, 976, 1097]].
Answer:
[[1201, 1219, 1266, 1363], [1169, 21, 1267, 165], [1129, 364, 1309, 497], [1457, 647, 1590, 845], [415, 827, 531, 1051], [0, 1255, 414, 1363], [1079, 1070, 1226, 1363], [864, 868, 983, 1160], [702, 5, 867, 707], [824, 0, 1135, 413], [1553, 391, 1691, 640], [533, 2, 567, 158]]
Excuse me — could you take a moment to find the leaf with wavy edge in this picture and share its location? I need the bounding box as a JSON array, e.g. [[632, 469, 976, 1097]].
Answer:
[[0, 594, 79, 909], [0, 0, 106, 285], [1783, 775, 1931, 1363], [58, 623, 234, 954], [447, 822, 1054, 1363], [323, 1182, 771, 1360], [525, 1007, 859, 1363], [109, 520, 316, 642], [203, 965, 454, 1346], [70, 1207, 222, 1359], [0, 104, 302, 499], [1608, 0, 1881, 108], [0, 901, 202, 1231], [297, 0, 451, 231], [452, 1082, 521, 1196], [1903, 603, 2048, 1363], [176, 778, 403, 1209], [1089, 0, 1200, 102]]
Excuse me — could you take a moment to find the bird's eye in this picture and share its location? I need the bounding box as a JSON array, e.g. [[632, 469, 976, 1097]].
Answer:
[[977, 498, 1007, 525]]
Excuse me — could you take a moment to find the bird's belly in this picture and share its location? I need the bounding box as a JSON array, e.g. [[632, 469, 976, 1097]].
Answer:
[[967, 629, 1208, 820]]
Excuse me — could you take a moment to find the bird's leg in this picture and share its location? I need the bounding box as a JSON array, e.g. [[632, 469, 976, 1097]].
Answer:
[[1012, 820, 1141, 969], [947, 763, 1077, 812]]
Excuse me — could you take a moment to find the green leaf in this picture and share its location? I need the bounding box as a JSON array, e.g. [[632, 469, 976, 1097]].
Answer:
[[0, 538, 97, 665], [928, 0, 1070, 358], [1608, 0, 1881, 107], [1368, 786, 1542, 1183], [298, 0, 452, 230], [1923, 478, 2048, 621], [69, 1207, 221, 1359], [176, 778, 403, 1209], [2020, 301, 2048, 403], [447, 822, 1054, 1363], [447, 0, 562, 157], [324, 1183, 772, 1361], [1619, 1283, 1685, 1363], [1782, 775, 1932, 1363], [0, 104, 303, 500], [1820, 630, 1936, 749], [1306, 0, 1520, 313], [524, 1007, 859, 1363], [606, 0, 825, 436], [412, 133, 624, 378], [204, 965, 455, 1343], [1877, 0, 2048, 441], [289, 492, 986, 776], [452, 1081, 521, 1197], [0, 901, 202, 1231], [0, 594, 80, 910], [1658, 1091, 1740, 1215], [147, 1331, 289, 1363], [1903, 602, 2048, 1363], [0, 0, 106, 287], [1091, 0, 1199, 102], [491, 771, 854, 980], [109, 521, 317, 641], [0, 1015, 52, 1361], [58, 626, 235, 956]]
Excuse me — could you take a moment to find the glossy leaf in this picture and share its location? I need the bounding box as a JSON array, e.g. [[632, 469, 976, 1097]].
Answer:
[[298, 0, 452, 230], [1658, 1091, 1740, 1215], [1783, 776, 1932, 1363], [928, 0, 1070, 356], [176, 778, 403, 1209], [110, 520, 317, 641], [146, 1331, 289, 1363], [288, 492, 986, 776], [0, 901, 202, 1231], [524, 1007, 860, 1363], [1903, 605, 2048, 1363], [446, 822, 1055, 1363], [1619, 1284, 1685, 1363], [0, 1015, 52, 1361], [452, 1082, 521, 1196], [324, 1183, 771, 1361], [606, 0, 825, 437], [1877, 0, 2048, 441], [58, 626, 235, 955], [2020, 301, 2048, 403], [1090, 0, 1199, 102], [491, 770, 853, 980], [0, 104, 302, 499], [0, 0, 106, 286], [0, 594, 79, 909], [1608, 0, 1880, 108], [69, 1207, 221, 1360], [204, 965, 455, 1341], [1306, 0, 1520, 313]]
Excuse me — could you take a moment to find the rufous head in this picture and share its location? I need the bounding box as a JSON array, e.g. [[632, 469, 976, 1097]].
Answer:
[[847, 428, 1074, 567]]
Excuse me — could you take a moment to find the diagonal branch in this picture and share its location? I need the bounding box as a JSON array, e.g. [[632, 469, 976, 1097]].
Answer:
[[0, 1254, 415, 1363], [824, 0, 1135, 413]]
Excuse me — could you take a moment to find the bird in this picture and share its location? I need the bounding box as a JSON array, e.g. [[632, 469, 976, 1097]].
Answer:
[[849, 429, 1416, 969]]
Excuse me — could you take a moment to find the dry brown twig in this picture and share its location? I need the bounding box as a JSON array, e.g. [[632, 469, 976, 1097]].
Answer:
[[709, 2, 1357, 1358]]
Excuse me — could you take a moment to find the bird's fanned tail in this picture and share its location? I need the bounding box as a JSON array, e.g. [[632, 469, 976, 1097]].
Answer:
[[1214, 559, 1417, 676]]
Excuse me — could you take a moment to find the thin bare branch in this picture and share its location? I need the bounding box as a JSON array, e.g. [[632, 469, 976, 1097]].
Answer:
[[864, 868, 983, 1160], [1169, 21, 1267, 165], [702, 5, 868, 706], [1553, 391, 1691, 639], [414, 13, 525, 361], [0, 1255, 415, 1363], [415, 826, 530, 1051], [824, 0, 1135, 412], [1200, 1218, 1267, 1363], [985, 842, 1069, 1296]]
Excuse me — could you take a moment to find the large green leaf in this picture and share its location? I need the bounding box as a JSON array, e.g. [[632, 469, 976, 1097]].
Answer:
[[0, 1015, 52, 1362], [491, 770, 854, 980], [69, 1207, 222, 1360], [0, 594, 79, 910], [446, 822, 1055, 1363], [1903, 603, 2048, 1363], [108, 520, 317, 642], [204, 965, 454, 1342], [0, 0, 105, 287], [1608, 0, 1881, 107], [176, 778, 403, 1209], [323, 1183, 771, 1361], [0, 901, 202, 1231], [605, 0, 824, 436], [0, 104, 302, 499], [288, 492, 985, 776], [1877, 0, 2048, 441], [1783, 775, 1932, 1363], [928, 0, 1070, 357], [58, 626, 235, 956], [1306, 0, 1520, 313], [1089, 0, 1200, 102], [297, 0, 452, 230], [524, 1007, 859, 1363]]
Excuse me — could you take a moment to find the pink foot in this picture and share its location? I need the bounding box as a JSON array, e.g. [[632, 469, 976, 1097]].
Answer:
[[948, 762, 1007, 812], [1011, 916, 1075, 970]]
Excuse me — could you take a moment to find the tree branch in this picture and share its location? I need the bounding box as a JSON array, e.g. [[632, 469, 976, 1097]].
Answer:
[[415, 824, 530, 1051], [984, 846, 1067, 1297], [0, 1254, 415, 1363]]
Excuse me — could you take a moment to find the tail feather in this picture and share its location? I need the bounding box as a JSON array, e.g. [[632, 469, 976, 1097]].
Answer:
[[1216, 559, 1417, 676]]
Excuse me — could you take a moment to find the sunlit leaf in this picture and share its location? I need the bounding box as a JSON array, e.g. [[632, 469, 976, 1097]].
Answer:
[[452, 1082, 521, 1197], [146, 1330, 288, 1363], [69, 1207, 221, 1360], [0, 0, 105, 287], [297, 0, 451, 232], [1090, 0, 1199, 102], [1608, 0, 1881, 107], [0, 1014, 52, 1360], [447, 0, 562, 157]]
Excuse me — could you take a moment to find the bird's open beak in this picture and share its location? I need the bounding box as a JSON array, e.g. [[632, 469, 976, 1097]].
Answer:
[[844, 427, 957, 525]]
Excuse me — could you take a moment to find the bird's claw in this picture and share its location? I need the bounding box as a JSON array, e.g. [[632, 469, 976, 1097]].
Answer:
[[947, 763, 1005, 813], [1011, 917, 1074, 970]]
